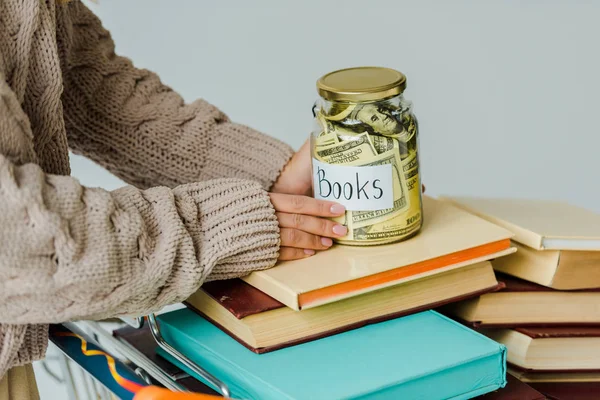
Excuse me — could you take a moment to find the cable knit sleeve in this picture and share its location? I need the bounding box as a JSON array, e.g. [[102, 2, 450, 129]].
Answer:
[[0, 154, 280, 324], [59, 1, 294, 190], [0, 70, 280, 326]]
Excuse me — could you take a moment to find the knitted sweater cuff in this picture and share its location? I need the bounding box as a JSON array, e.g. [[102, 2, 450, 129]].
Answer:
[[14, 325, 48, 366], [0, 324, 48, 377], [173, 179, 281, 283]]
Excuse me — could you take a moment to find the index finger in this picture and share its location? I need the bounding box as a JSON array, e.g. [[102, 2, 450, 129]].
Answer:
[[269, 193, 346, 217]]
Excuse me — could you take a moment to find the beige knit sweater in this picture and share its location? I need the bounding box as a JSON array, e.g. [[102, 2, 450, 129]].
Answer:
[[0, 0, 294, 378]]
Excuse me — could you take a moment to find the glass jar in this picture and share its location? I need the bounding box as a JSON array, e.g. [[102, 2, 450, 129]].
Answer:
[[311, 67, 423, 246]]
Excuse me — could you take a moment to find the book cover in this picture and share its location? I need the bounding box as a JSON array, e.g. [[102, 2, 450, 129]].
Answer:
[[156, 309, 507, 400], [243, 195, 514, 310], [199, 279, 284, 319], [514, 326, 600, 339], [439, 196, 600, 251]]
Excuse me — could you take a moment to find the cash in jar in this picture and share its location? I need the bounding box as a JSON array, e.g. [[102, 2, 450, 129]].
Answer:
[[311, 66, 423, 245]]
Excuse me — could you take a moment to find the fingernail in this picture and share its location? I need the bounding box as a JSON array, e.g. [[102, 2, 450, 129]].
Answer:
[[304, 249, 315, 256], [332, 224, 348, 236], [321, 237, 333, 247], [330, 204, 346, 215]]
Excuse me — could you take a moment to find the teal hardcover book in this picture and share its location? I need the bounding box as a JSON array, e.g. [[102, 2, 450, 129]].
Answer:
[[156, 309, 506, 400]]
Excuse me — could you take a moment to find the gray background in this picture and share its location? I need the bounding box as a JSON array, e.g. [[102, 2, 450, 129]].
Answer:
[[70, 0, 600, 212]]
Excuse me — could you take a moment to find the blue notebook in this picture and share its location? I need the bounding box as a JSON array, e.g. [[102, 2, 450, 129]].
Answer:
[[156, 309, 506, 400]]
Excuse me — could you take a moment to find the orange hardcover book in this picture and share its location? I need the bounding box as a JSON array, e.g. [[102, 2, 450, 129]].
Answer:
[[243, 196, 514, 310]]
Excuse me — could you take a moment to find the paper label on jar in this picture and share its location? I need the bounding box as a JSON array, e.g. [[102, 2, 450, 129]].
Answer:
[[312, 158, 394, 211]]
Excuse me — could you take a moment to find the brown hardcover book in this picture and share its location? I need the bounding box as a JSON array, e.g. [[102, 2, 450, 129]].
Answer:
[[530, 382, 600, 400], [476, 374, 545, 399], [515, 326, 600, 339], [113, 325, 219, 395], [186, 261, 502, 353], [442, 273, 600, 326], [480, 327, 600, 372]]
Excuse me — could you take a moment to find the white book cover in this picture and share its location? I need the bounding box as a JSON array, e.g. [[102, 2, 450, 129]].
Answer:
[[440, 196, 600, 251]]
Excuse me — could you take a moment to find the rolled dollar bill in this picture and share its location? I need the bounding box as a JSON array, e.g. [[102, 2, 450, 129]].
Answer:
[[315, 132, 339, 147]]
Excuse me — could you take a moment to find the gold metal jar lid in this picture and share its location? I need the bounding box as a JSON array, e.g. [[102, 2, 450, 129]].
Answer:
[[317, 66, 407, 102]]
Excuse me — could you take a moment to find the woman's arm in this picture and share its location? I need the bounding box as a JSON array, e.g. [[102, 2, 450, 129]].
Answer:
[[0, 152, 282, 324], [59, 1, 294, 191], [0, 148, 346, 324], [0, 63, 282, 325]]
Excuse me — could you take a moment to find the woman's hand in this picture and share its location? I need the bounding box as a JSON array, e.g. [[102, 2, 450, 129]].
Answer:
[[269, 139, 425, 261], [271, 140, 312, 196], [269, 193, 347, 261]]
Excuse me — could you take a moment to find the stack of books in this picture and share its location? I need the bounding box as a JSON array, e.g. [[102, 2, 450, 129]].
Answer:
[[440, 196, 600, 398], [138, 196, 522, 399]]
